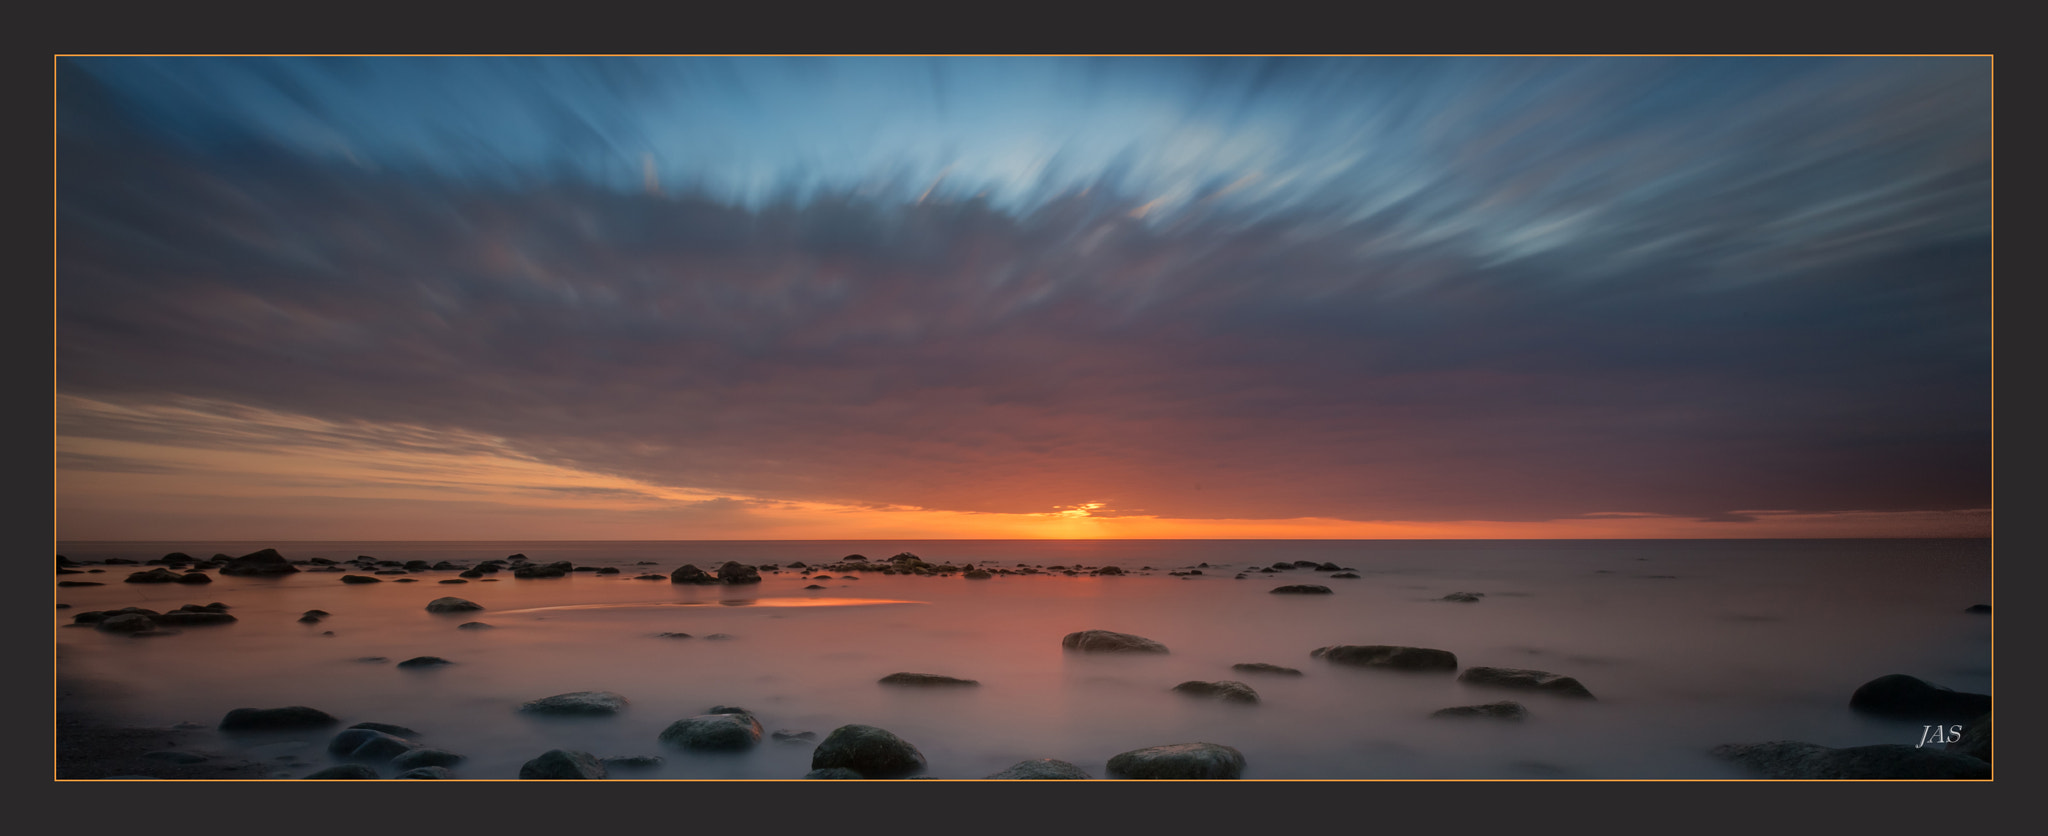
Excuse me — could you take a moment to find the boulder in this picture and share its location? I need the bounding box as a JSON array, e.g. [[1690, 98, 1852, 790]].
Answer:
[[1094, 566, 1124, 576], [669, 564, 719, 585], [805, 767, 865, 779], [390, 748, 466, 770], [878, 673, 981, 687], [425, 597, 483, 613], [1062, 630, 1169, 654], [810, 724, 926, 778], [340, 575, 382, 584], [330, 729, 413, 762], [1432, 701, 1529, 720], [1172, 681, 1260, 704], [176, 572, 213, 584], [1231, 663, 1303, 676], [220, 706, 340, 732], [521, 691, 630, 715], [1948, 713, 1991, 763], [1311, 645, 1458, 672], [220, 548, 299, 576], [396, 656, 453, 669], [1849, 674, 1989, 722], [520, 749, 607, 779], [964, 570, 993, 580], [458, 621, 494, 630], [1457, 666, 1594, 698], [1712, 741, 1991, 779], [124, 568, 185, 584], [304, 764, 380, 779], [715, 561, 762, 584], [986, 759, 1092, 779], [397, 766, 456, 779], [1105, 742, 1245, 779], [658, 711, 764, 751], [1271, 584, 1332, 594]]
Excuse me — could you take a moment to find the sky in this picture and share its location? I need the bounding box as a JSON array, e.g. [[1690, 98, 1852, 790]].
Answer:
[[53, 56, 1993, 541]]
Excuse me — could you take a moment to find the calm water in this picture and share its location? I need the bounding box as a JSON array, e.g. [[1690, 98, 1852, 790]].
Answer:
[[52, 539, 1993, 779]]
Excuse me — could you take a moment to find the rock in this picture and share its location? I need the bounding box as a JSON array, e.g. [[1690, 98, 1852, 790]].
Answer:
[[1433, 701, 1529, 720], [964, 570, 993, 580], [1106, 742, 1246, 779], [329, 729, 413, 762], [160, 611, 237, 626], [987, 759, 1092, 779], [396, 656, 453, 669], [658, 711, 764, 751], [1330, 572, 1360, 579], [340, 575, 382, 584], [716, 561, 762, 584], [521, 691, 629, 715], [520, 749, 607, 779], [1965, 604, 1990, 614], [704, 633, 735, 640], [348, 721, 419, 737], [1062, 630, 1169, 654], [1712, 741, 1991, 779], [458, 621, 494, 630], [1457, 666, 1595, 698], [390, 748, 466, 770], [1231, 663, 1303, 676], [810, 725, 926, 778], [1271, 584, 1332, 594], [124, 568, 185, 584], [1311, 645, 1458, 672], [397, 766, 456, 779], [220, 548, 300, 576], [176, 572, 212, 584], [878, 672, 981, 687], [1849, 674, 1989, 722], [304, 764, 380, 779], [804, 584, 827, 590], [439, 579, 468, 584], [669, 564, 719, 585], [1948, 713, 1991, 762], [1173, 681, 1260, 704], [601, 755, 664, 770], [96, 614, 159, 633], [1095, 566, 1124, 576], [425, 597, 483, 613], [1442, 592, 1484, 602], [656, 632, 693, 639], [220, 706, 340, 732], [805, 767, 864, 779]]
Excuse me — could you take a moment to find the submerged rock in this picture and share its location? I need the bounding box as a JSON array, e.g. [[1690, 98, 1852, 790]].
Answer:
[[1062, 630, 1169, 654], [1270, 584, 1332, 594], [424, 597, 483, 613], [1330, 572, 1360, 579], [1106, 742, 1246, 779], [520, 749, 607, 779], [159, 610, 237, 626], [458, 621, 494, 630], [1849, 674, 1989, 722], [220, 548, 300, 576], [220, 706, 339, 732], [1441, 592, 1484, 602], [1432, 701, 1529, 720], [396, 656, 453, 669], [340, 575, 382, 584], [658, 711, 765, 751], [390, 748, 466, 770], [1231, 662, 1303, 676], [810, 724, 926, 778], [96, 614, 159, 633], [1311, 645, 1458, 672], [1712, 741, 1990, 779], [986, 759, 1092, 779], [521, 691, 630, 715], [1457, 666, 1595, 698], [124, 568, 185, 584], [1172, 680, 1260, 704], [329, 729, 413, 762], [878, 672, 981, 687]]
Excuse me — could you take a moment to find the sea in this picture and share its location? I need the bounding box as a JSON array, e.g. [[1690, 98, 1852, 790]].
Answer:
[[52, 539, 1993, 780]]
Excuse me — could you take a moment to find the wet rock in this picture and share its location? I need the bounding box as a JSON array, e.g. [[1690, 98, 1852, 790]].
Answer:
[[439, 579, 468, 584], [340, 575, 382, 584], [1441, 592, 1484, 602], [804, 584, 827, 590], [124, 568, 185, 584], [1231, 663, 1303, 676], [1311, 645, 1458, 672], [304, 764, 379, 779], [220, 706, 340, 732], [878, 672, 981, 687], [330, 729, 413, 762], [1712, 741, 1991, 779], [390, 748, 466, 770], [425, 597, 483, 613], [397, 766, 455, 779], [669, 564, 719, 585], [716, 561, 762, 584], [810, 724, 926, 778], [396, 656, 453, 669], [1106, 742, 1246, 779], [1849, 674, 1989, 722], [1948, 713, 1991, 762], [220, 548, 299, 576], [1173, 680, 1260, 704], [521, 691, 629, 715], [1330, 572, 1360, 579], [659, 710, 765, 750], [1062, 630, 1169, 654], [805, 767, 864, 779], [1432, 701, 1529, 720], [1271, 584, 1332, 594], [1457, 666, 1595, 698], [520, 749, 607, 779], [987, 759, 1092, 779], [458, 621, 494, 630]]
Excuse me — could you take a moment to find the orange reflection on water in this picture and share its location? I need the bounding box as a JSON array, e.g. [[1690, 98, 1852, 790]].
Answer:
[[490, 597, 925, 615]]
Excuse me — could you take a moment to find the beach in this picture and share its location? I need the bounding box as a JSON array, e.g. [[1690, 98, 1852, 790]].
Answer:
[[53, 539, 1992, 780]]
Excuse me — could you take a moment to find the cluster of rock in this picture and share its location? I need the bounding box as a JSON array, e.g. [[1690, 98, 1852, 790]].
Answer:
[[69, 603, 236, 635], [670, 561, 764, 584], [1713, 674, 1991, 779]]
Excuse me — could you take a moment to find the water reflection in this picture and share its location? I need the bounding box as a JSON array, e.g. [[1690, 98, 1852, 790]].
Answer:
[[492, 597, 925, 615]]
